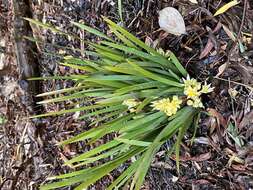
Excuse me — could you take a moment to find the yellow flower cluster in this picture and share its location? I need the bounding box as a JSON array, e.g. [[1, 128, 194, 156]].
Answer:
[[123, 76, 213, 116], [151, 96, 182, 116], [122, 99, 140, 112], [183, 75, 214, 108]]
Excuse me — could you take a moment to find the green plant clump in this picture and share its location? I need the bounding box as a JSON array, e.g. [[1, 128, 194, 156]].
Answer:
[[27, 17, 213, 190]]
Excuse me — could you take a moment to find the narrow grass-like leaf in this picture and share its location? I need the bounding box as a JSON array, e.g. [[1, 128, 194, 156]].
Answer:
[[118, 0, 123, 23], [88, 74, 143, 81], [72, 144, 130, 167], [119, 112, 164, 133], [36, 86, 84, 97], [115, 81, 162, 95], [78, 78, 128, 88], [131, 142, 162, 190], [136, 96, 155, 113], [90, 109, 124, 125], [190, 111, 200, 145], [64, 141, 120, 165], [60, 114, 133, 145], [175, 117, 193, 172], [71, 21, 113, 41], [109, 25, 137, 48], [127, 60, 183, 87], [24, 18, 70, 37], [103, 17, 158, 55], [60, 62, 96, 72], [107, 159, 141, 190], [28, 76, 75, 81], [124, 115, 167, 136], [169, 52, 188, 77], [78, 104, 127, 120], [72, 147, 144, 190], [115, 138, 152, 147], [97, 50, 126, 62], [101, 41, 178, 72], [96, 94, 137, 104], [104, 65, 143, 76], [42, 147, 143, 190], [30, 103, 114, 118], [37, 88, 111, 104], [90, 42, 124, 56]]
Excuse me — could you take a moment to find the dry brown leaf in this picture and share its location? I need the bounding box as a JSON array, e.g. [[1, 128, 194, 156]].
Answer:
[[145, 36, 153, 47], [231, 164, 247, 171], [209, 117, 218, 134], [171, 152, 211, 162], [199, 23, 221, 59], [228, 155, 244, 166], [151, 161, 173, 170], [216, 63, 228, 77], [230, 63, 253, 85], [212, 22, 222, 33], [222, 24, 236, 41], [193, 179, 211, 185], [59, 152, 74, 168], [191, 152, 212, 162], [238, 110, 253, 130], [208, 108, 227, 128], [145, 36, 159, 49], [208, 108, 227, 145], [199, 38, 214, 59], [158, 7, 186, 36]]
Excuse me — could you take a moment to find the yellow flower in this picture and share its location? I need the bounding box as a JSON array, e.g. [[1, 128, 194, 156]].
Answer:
[[187, 99, 194, 106], [183, 75, 201, 89], [201, 82, 214, 94], [122, 99, 140, 109], [187, 97, 203, 108], [151, 96, 182, 116], [171, 96, 182, 108], [183, 76, 214, 109], [151, 98, 170, 112], [184, 86, 200, 98], [192, 97, 204, 108]]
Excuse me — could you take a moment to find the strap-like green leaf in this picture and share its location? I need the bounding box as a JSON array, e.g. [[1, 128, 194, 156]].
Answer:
[[36, 86, 84, 97], [103, 17, 159, 55], [24, 18, 70, 36], [169, 52, 188, 77], [128, 61, 183, 87], [71, 21, 113, 41], [115, 138, 151, 147]]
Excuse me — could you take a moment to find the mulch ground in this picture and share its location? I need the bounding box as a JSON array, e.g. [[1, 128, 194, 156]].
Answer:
[[0, 0, 253, 189]]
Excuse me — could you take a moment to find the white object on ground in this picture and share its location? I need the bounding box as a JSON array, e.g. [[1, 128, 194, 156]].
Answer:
[[158, 7, 186, 36]]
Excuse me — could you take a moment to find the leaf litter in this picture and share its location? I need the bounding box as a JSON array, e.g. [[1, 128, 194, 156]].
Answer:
[[1, 0, 253, 189]]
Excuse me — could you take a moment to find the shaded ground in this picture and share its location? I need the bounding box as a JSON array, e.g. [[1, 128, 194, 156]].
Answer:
[[1, 0, 253, 189]]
